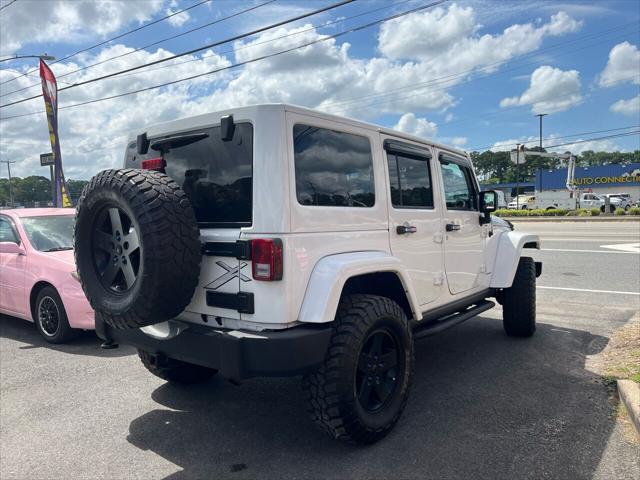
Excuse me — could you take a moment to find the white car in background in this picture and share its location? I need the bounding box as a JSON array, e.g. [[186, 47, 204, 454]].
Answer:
[[507, 195, 535, 209], [602, 193, 633, 211]]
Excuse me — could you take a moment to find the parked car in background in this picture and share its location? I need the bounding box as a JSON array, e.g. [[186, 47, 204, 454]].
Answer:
[[0, 208, 93, 343], [580, 193, 623, 213], [507, 195, 535, 209], [602, 193, 633, 211]]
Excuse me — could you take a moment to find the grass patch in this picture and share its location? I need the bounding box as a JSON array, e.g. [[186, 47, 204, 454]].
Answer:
[[591, 319, 640, 384]]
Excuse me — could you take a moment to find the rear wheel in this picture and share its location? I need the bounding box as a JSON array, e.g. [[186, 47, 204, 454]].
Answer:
[[34, 286, 78, 344], [302, 294, 413, 444], [138, 350, 217, 384], [501, 257, 536, 337]]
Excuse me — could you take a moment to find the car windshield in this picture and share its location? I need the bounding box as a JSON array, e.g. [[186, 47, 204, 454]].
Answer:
[[21, 215, 75, 252]]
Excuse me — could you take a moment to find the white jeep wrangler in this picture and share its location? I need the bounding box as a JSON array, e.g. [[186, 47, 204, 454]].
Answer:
[[74, 104, 541, 444]]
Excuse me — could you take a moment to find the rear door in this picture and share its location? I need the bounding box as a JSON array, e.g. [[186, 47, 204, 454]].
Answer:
[[125, 122, 254, 322], [437, 153, 485, 295], [384, 137, 444, 306]]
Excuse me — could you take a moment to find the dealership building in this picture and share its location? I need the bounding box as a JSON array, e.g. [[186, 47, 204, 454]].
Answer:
[[482, 162, 640, 202]]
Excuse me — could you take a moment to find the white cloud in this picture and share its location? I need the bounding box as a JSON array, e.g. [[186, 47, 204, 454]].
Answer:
[[548, 139, 623, 155], [0, 5, 584, 179], [393, 113, 437, 139], [0, 45, 231, 179], [378, 4, 476, 60], [166, 0, 191, 28], [488, 134, 623, 154], [610, 94, 640, 116], [0, 0, 164, 54], [450, 136, 468, 147], [378, 6, 580, 70], [543, 11, 583, 36], [499, 66, 582, 113], [489, 136, 538, 152], [598, 42, 640, 87]]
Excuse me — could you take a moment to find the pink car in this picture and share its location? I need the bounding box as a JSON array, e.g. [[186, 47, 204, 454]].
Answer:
[[0, 208, 93, 343]]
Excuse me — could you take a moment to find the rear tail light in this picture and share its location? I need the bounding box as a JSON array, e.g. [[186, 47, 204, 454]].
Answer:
[[141, 157, 166, 171], [251, 238, 283, 281]]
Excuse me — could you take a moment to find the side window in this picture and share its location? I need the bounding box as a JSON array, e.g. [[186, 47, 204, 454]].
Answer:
[[293, 124, 375, 207], [386, 151, 434, 208], [0, 218, 19, 244], [439, 157, 478, 210]]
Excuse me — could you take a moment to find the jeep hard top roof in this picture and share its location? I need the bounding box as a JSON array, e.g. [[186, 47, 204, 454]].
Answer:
[[127, 103, 468, 160]]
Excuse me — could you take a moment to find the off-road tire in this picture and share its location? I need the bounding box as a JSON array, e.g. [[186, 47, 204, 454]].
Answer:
[[502, 256, 536, 337], [138, 350, 217, 384], [74, 169, 201, 329], [33, 286, 79, 344], [302, 294, 414, 444]]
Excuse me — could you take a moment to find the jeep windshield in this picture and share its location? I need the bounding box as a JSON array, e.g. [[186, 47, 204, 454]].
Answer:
[[126, 123, 253, 228]]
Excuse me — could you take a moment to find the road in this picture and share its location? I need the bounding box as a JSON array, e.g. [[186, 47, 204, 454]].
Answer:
[[1, 221, 639, 480]]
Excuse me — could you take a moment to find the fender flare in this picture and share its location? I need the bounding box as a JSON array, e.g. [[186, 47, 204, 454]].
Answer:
[[298, 251, 421, 323], [490, 231, 541, 288]]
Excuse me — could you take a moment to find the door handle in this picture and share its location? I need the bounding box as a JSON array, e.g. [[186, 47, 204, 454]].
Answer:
[[396, 224, 417, 235], [446, 223, 460, 232]]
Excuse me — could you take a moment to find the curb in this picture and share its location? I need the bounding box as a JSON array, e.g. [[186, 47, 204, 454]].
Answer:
[[498, 216, 640, 222], [617, 379, 640, 435]]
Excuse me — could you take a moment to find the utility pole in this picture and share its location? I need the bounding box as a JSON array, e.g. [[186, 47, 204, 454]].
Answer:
[[1, 160, 17, 208], [535, 113, 548, 149], [516, 145, 521, 209]]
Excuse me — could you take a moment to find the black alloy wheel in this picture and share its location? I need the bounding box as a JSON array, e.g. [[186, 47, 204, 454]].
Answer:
[[38, 296, 60, 337], [303, 294, 413, 444], [33, 286, 78, 343], [92, 206, 141, 294], [74, 169, 201, 329], [356, 329, 401, 412]]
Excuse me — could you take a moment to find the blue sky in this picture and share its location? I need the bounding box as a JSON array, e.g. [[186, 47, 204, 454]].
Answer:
[[0, 0, 638, 179]]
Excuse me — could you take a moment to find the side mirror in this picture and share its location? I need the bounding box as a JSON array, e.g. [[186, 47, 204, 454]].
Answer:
[[0, 242, 25, 255], [479, 191, 497, 225], [480, 191, 498, 213]]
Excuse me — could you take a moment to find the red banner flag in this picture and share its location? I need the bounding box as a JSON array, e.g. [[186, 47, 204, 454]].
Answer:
[[40, 59, 72, 207]]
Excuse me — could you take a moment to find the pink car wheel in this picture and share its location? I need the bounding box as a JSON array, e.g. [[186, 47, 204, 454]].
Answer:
[[34, 286, 78, 344]]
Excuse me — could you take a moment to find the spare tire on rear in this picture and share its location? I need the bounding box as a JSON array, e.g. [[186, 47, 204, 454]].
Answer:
[[74, 169, 201, 329]]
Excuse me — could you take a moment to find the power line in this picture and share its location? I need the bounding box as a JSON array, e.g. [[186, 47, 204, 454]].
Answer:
[[0, 0, 17, 13], [322, 21, 639, 114], [0, 0, 358, 108], [0, 0, 278, 98], [543, 131, 640, 150], [15, 0, 414, 88], [469, 126, 640, 151], [0, 0, 448, 119], [0, 0, 212, 87]]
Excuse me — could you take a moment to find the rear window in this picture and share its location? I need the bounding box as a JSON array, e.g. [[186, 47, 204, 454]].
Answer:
[[293, 124, 374, 208], [126, 123, 253, 227]]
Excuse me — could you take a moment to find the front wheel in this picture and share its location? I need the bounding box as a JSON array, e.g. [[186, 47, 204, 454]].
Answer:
[[34, 286, 78, 343], [501, 257, 536, 337], [302, 294, 414, 444]]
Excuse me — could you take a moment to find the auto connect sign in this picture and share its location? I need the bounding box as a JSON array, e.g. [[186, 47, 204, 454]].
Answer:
[[537, 163, 640, 190], [572, 173, 640, 186]]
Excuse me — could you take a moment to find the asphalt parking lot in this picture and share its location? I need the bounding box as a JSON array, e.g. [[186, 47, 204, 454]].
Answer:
[[1, 221, 639, 480]]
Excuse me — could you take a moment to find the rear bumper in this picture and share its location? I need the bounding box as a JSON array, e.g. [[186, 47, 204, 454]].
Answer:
[[95, 316, 332, 380]]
